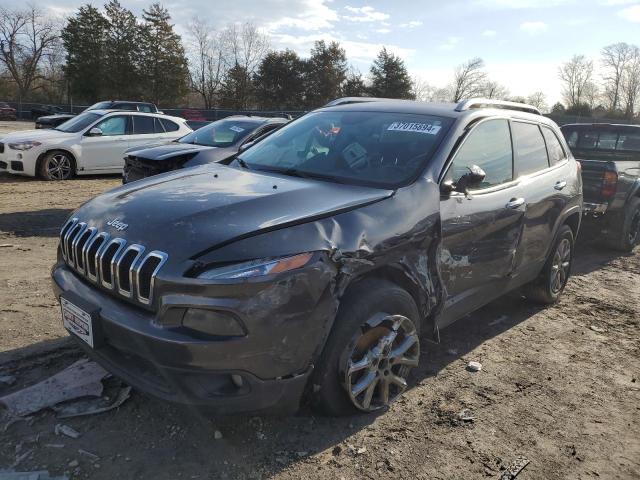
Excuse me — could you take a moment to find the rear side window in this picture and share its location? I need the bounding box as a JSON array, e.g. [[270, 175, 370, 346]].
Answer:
[[132, 116, 155, 134], [137, 105, 153, 113], [541, 127, 566, 165], [449, 119, 513, 188], [160, 118, 179, 132], [618, 132, 640, 152], [153, 118, 165, 133], [512, 122, 549, 176]]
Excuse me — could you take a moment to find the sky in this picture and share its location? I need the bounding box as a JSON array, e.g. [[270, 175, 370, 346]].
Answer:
[[32, 0, 640, 104]]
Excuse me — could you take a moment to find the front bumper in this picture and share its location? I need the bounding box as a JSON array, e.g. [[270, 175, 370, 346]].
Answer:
[[51, 261, 336, 413], [0, 148, 38, 176]]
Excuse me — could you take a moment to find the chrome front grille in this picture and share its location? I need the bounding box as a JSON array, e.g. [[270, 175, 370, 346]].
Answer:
[[59, 217, 168, 305]]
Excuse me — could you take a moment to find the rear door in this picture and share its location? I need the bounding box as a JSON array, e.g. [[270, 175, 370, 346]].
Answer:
[[128, 115, 167, 149], [511, 121, 571, 275], [80, 114, 130, 171], [439, 118, 526, 324]]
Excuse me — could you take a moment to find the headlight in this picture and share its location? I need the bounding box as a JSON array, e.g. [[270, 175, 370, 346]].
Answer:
[[8, 141, 42, 150], [197, 253, 313, 280]]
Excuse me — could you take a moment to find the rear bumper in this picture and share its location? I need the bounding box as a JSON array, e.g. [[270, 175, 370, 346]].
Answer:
[[51, 261, 335, 413]]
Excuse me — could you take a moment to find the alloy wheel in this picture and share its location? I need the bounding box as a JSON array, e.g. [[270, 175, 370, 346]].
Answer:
[[628, 210, 640, 246], [550, 237, 571, 295], [46, 153, 72, 180], [342, 313, 420, 412]]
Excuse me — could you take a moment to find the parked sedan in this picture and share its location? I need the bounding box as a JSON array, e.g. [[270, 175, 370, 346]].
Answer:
[[0, 110, 191, 180], [122, 116, 288, 183], [35, 101, 159, 129], [0, 102, 17, 121]]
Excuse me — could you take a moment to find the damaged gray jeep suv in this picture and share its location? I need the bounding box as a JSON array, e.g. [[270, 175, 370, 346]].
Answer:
[[51, 98, 582, 415]]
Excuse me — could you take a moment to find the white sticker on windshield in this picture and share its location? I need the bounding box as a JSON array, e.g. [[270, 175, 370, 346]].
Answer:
[[229, 126, 245, 133], [387, 122, 441, 135]]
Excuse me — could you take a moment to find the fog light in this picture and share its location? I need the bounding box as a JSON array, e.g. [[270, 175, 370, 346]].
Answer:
[[182, 308, 245, 336]]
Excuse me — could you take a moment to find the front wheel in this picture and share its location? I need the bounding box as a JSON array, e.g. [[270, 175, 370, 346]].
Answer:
[[312, 279, 421, 416], [39, 151, 74, 181], [524, 224, 574, 304]]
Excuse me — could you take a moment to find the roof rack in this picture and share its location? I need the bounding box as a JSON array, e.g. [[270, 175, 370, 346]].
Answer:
[[455, 98, 541, 115], [323, 97, 396, 107]]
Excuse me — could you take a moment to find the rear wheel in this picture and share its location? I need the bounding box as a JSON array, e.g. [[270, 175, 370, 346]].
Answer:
[[524, 225, 574, 304], [607, 197, 640, 252], [39, 151, 74, 181], [313, 279, 421, 416]]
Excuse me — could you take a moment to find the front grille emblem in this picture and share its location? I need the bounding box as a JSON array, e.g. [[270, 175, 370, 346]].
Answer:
[[107, 218, 129, 231]]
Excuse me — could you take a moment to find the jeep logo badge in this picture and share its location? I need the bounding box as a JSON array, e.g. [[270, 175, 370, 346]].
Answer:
[[107, 218, 129, 231]]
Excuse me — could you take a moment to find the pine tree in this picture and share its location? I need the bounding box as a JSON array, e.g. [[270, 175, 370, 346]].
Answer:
[[220, 64, 253, 109], [62, 5, 109, 103], [305, 40, 347, 107], [343, 69, 368, 97], [253, 50, 306, 109], [140, 4, 189, 106], [104, 0, 143, 99], [369, 47, 414, 99]]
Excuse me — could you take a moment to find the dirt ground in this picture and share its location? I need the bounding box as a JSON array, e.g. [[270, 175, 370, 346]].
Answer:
[[0, 121, 639, 479]]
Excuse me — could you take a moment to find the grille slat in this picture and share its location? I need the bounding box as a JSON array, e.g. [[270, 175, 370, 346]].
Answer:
[[59, 219, 168, 306]]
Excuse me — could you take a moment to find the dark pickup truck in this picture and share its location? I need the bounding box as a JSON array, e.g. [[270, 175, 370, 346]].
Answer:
[[561, 123, 640, 251]]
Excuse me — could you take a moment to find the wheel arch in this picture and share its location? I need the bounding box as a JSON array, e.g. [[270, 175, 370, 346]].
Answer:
[[36, 149, 78, 177]]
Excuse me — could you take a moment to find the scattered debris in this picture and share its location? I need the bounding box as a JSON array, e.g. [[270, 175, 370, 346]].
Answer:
[[53, 386, 131, 419], [0, 359, 108, 417], [78, 449, 99, 462], [457, 409, 475, 422], [589, 325, 606, 333], [54, 424, 80, 439], [214, 430, 223, 440], [0, 244, 15, 248], [500, 456, 530, 480], [356, 447, 367, 455], [0, 374, 16, 386], [0, 471, 69, 480], [467, 361, 483, 372]]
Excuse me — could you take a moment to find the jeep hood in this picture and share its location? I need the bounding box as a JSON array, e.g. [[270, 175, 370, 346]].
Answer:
[[72, 164, 393, 259]]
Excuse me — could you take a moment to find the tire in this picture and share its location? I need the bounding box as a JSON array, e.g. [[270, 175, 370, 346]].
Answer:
[[312, 279, 421, 416], [606, 197, 640, 252], [38, 151, 74, 181], [524, 224, 574, 304]]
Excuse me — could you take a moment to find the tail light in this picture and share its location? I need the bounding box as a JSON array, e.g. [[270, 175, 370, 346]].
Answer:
[[601, 171, 618, 199], [576, 160, 581, 173]]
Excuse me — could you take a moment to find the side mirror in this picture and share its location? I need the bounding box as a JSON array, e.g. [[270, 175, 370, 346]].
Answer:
[[441, 165, 486, 195], [87, 127, 103, 137], [239, 140, 255, 153]]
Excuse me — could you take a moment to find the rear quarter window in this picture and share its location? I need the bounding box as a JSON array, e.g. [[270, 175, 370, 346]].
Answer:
[[160, 119, 179, 132], [512, 122, 550, 176], [541, 127, 566, 165]]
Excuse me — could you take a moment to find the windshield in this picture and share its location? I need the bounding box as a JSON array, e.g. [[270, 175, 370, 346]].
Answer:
[[179, 118, 259, 147], [55, 112, 104, 133], [236, 111, 453, 188]]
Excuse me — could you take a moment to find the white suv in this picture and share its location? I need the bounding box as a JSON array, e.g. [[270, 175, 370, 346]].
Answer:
[[0, 110, 191, 180]]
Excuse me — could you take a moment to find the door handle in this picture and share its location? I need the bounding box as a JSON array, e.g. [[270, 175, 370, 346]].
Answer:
[[506, 198, 525, 209], [554, 180, 567, 190]]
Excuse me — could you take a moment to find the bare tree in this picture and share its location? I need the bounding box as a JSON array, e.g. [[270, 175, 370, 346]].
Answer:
[[450, 57, 487, 102], [601, 42, 634, 112], [621, 46, 640, 120], [0, 5, 59, 101], [526, 91, 548, 112], [558, 54, 594, 108], [220, 22, 269, 74], [187, 18, 225, 109], [481, 79, 509, 99], [411, 76, 433, 102]]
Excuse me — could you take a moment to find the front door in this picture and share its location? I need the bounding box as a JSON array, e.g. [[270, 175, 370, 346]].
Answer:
[[80, 115, 130, 172], [439, 118, 525, 325]]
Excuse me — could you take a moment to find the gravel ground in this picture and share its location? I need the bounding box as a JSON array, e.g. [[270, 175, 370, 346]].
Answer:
[[0, 121, 639, 479]]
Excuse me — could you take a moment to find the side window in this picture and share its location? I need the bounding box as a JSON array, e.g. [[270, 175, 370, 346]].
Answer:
[[132, 115, 155, 134], [160, 118, 179, 132], [114, 103, 136, 111], [153, 117, 166, 133], [137, 104, 153, 113], [512, 122, 549, 176], [564, 129, 578, 148], [616, 132, 640, 152], [542, 127, 566, 165], [448, 119, 513, 188], [94, 115, 127, 136], [597, 132, 618, 150]]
